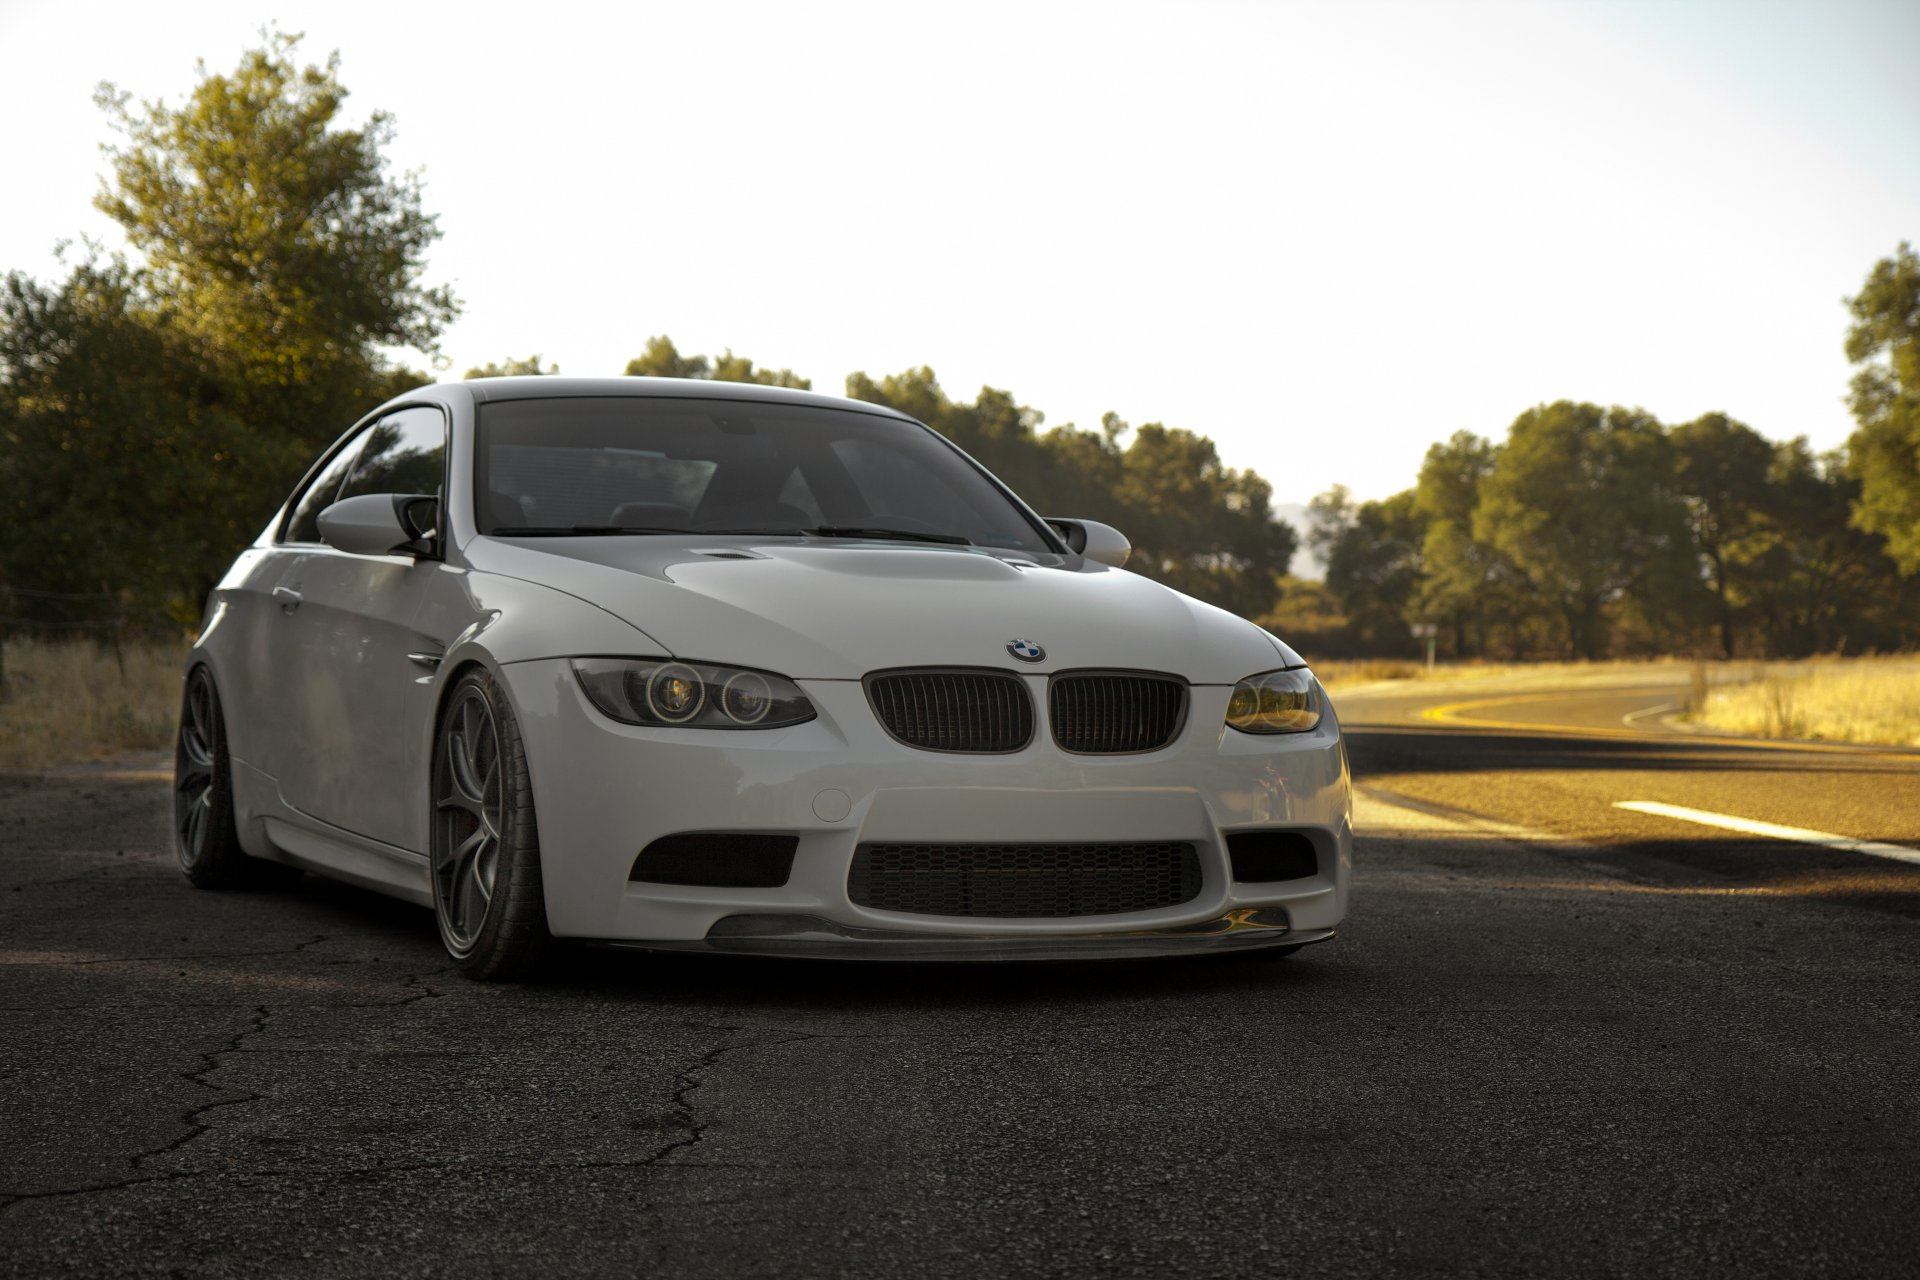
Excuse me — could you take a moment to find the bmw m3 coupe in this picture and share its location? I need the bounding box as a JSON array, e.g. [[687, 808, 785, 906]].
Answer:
[[175, 377, 1352, 978]]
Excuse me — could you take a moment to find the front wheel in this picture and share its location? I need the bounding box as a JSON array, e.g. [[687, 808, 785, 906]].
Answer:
[[432, 668, 554, 980]]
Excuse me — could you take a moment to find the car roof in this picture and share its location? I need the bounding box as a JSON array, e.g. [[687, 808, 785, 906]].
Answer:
[[454, 376, 921, 423]]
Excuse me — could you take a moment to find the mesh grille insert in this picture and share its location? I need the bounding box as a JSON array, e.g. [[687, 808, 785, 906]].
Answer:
[[848, 841, 1202, 918], [1048, 671, 1188, 754], [865, 669, 1035, 753]]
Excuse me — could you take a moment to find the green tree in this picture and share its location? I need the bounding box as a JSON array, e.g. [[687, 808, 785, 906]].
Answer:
[[1409, 431, 1519, 657], [1844, 242, 1920, 573], [466, 355, 557, 378], [1671, 412, 1774, 658], [0, 261, 248, 613], [1474, 402, 1697, 659], [1310, 485, 1426, 653], [1742, 440, 1920, 655], [846, 368, 1292, 615], [625, 335, 810, 388], [94, 32, 454, 437], [0, 35, 454, 615]]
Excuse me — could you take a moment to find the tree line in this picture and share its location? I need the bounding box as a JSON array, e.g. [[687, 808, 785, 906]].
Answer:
[[1, 36, 1916, 662], [1280, 240, 1920, 662]]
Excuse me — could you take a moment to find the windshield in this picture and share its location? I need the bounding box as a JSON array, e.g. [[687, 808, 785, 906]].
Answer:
[[474, 396, 1056, 553]]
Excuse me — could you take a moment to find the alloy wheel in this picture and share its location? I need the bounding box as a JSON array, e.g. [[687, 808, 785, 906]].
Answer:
[[434, 687, 503, 953], [174, 670, 219, 868]]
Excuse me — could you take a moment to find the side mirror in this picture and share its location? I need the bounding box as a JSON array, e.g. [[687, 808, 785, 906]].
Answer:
[[318, 493, 439, 558], [1046, 517, 1130, 568]]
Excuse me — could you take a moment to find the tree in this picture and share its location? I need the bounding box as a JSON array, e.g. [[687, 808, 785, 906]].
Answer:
[[1410, 431, 1517, 657], [0, 260, 252, 614], [846, 368, 1292, 616], [1311, 486, 1426, 654], [1474, 402, 1697, 659], [1741, 440, 1920, 655], [466, 355, 557, 378], [625, 335, 810, 388], [1844, 242, 1920, 573], [93, 32, 455, 440], [1107, 422, 1295, 619], [0, 35, 455, 615], [1671, 412, 1774, 658]]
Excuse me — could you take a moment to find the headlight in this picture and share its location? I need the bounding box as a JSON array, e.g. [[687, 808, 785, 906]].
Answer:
[[1225, 668, 1322, 734], [572, 658, 816, 729]]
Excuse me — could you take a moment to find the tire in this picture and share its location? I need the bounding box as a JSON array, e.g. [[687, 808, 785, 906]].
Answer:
[[175, 665, 296, 888], [431, 667, 554, 980]]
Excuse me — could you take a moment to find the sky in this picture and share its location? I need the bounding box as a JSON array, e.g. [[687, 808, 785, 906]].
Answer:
[[1, 0, 1915, 509]]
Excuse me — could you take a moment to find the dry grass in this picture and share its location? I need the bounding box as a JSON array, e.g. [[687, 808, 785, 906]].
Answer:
[[1311, 656, 1693, 692], [1309, 659, 1427, 687], [0, 637, 187, 770], [1690, 656, 1920, 747]]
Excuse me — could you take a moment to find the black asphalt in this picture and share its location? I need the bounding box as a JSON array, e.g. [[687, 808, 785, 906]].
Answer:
[[4, 682, 1919, 1278]]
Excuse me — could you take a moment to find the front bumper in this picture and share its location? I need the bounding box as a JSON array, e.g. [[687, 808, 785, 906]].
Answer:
[[501, 660, 1353, 952]]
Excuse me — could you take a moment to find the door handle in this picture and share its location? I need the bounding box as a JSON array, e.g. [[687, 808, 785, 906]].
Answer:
[[272, 586, 303, 614]]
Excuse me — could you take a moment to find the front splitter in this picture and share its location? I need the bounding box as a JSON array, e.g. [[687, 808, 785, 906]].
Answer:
[[597, 909, 1336, 962]]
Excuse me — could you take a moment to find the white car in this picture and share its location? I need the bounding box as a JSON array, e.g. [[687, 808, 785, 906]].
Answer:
[[175, 378, 1352, 978]]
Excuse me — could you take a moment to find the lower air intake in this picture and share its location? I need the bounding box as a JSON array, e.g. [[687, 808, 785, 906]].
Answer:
[[631, 833, 797, 887], [848, 841, 1201, 918], [1226, 830, 1320, 882]]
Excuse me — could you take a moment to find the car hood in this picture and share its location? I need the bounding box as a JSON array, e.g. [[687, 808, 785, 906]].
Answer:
[[470, 538, 1294, 683]]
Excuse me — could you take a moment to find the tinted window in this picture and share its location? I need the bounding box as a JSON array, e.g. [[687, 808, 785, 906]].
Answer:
[[283, 431, 368, 544], [475, 397, 1052, 552], [339, 407, 446, 501]]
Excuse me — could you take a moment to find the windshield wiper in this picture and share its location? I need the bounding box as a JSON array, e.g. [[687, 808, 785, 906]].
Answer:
[[802, 525, 972, 545]]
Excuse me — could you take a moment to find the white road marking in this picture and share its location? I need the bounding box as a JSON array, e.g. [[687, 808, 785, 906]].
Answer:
[[1613, 801, 1920, 866], [1621, 701, 1679, 726]]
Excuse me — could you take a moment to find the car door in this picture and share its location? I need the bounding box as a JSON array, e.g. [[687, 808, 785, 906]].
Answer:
[[271, 405, 450, 852], [235, 424, 375, 787]]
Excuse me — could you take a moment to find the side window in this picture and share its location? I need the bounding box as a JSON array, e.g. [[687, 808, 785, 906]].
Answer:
[[283, 431, 369, 544], [338, 406, 447, 502]]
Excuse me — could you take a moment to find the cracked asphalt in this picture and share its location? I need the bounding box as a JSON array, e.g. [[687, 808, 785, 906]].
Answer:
[[4, 721, 1920, 1278]]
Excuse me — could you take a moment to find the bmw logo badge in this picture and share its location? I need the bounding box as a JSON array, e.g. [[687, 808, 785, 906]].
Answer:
[[1007, 639, 1046, 663]]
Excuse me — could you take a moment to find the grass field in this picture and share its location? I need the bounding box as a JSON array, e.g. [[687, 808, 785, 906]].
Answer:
[[1688, 655, 1920, 747], [0, 637, 186, 771]]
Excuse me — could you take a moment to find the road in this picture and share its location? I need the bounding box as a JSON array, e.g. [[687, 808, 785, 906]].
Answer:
[[4, 675, 1919, 1278]]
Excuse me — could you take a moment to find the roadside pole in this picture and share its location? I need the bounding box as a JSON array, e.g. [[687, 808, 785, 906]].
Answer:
[[1411, 622, 1438, 673]]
